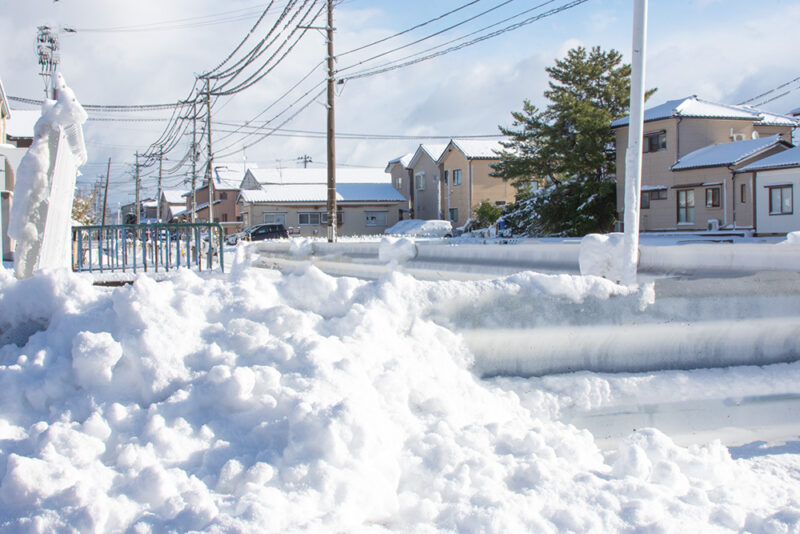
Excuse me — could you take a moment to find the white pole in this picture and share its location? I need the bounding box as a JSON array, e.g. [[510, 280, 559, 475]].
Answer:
[[621, 0, 648, 286]]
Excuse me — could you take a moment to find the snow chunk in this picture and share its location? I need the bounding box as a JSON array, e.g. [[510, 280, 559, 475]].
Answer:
[[385, 219, 453, 237], [579, 232, 626, 283], [379, 237, 417, 263], [72, 331, 123, 386]]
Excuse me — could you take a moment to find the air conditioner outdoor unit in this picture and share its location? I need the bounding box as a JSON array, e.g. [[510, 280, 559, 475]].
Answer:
[[707, 219, 720, 231]]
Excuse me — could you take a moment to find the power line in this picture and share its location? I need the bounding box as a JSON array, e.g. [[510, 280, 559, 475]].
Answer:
[[7, 95, 180, 111], [737, 74, 800, 106], [340, 0, 588, 81]]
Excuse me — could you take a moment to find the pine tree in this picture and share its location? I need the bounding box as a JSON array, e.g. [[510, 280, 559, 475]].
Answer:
[[493, 46, 655, 236]]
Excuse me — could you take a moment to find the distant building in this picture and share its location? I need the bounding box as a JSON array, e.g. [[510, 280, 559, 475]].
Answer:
[[737, 146, 800, 235]]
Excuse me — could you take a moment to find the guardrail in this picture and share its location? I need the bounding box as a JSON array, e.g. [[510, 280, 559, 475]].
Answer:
[[71, 222, 225, 274]]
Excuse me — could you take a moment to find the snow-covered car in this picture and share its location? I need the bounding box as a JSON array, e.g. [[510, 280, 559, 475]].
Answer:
[[384, 219, 453, 237]]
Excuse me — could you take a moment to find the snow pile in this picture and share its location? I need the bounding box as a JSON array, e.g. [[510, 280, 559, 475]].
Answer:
[[579, 232, 627, 283], [780, 231, 800, 245], [378, 237, 416, 264], [384, 219, 453, 237], [7, 73, 88, 279], [0, 266, 798, 532]]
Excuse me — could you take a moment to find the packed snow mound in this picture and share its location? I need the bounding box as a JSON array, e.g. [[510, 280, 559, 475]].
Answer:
[[579, 232, 626, 283], [378, 236, 416, 263], [0, 267, 798, 532], [384, 219, 453, 237]]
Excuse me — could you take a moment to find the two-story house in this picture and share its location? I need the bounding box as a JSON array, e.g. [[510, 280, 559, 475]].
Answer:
[[612, 95, 798, 232], [736, 146, 800, 235], [437, 139, 515, 227], [385, 153, 414, 218]]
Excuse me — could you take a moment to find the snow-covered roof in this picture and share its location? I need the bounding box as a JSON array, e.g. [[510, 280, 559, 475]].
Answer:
[[213, 167, 245, 190], [173, 200, 222, 218], [247, 167, 389, 185], [407, 143, 447, 169], [161, 189, 187, 205], [611, 95, 799, 128], [738, 146, 800, 173], [671, 134, 789, 171], [448, 139, 503, 160], [141, 199, 158, 208], [6, 109, 39, 139], [385, 153, 414, 173], [239, 183, 406, 204]]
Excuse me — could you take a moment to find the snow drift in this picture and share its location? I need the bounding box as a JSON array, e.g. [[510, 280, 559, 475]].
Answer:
[[0, 265, 798, 532]]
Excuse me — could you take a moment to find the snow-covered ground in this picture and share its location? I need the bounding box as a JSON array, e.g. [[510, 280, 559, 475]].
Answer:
[[0, 255, 799, 532]]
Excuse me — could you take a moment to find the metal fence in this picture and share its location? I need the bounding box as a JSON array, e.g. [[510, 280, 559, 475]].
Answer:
[[71, 223, 225, 274]]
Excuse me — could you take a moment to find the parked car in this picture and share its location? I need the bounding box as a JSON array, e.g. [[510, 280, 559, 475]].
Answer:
[[228, 224, 289, 244]]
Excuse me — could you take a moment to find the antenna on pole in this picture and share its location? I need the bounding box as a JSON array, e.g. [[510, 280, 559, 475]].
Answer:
[[36, 26, 60, 99]]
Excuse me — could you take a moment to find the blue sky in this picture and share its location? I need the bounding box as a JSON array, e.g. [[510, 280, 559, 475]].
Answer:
[[2, 0, 799, 206]]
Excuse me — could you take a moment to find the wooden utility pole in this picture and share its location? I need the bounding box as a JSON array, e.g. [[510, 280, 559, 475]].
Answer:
[[204, 78, 214, 224], [135, 151, 141, 224], [298, 154, 312, 168], [326, 0, 337, 242], [101, 157, 111, 226], [157, 145, 163, 222], [191, 100, 197, 223]]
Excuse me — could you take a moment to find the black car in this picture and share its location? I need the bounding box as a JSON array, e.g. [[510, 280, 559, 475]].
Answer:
[[245, 224, 289, 241]]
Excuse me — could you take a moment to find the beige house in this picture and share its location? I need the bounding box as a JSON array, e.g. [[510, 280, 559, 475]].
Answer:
[[237, 167, 405, 236], [437, 139, 516, 227], [409, 144, 448, 221], [175, 167, 242, 232], [612, 95, 798, 232], [737, 146, 800, 235], [385, 153, 414, 218], [160, 190, 188, 222]]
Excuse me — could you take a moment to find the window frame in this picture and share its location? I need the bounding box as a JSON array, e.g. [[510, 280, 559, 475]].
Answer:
[[365, 211, 388, 227], [705, 187, 721, 208], [740, 183, 747, 204], [768, 184, 793, 215], [320, 210, 344, 226], [677, 189, 695, 224], [643, 130, 667, 153], [448, 207, 458, 222], [263, 212, 286, 225], [298, 212, 322, 226], [415, 173, 425, 191], [452, 169, 463, 186]]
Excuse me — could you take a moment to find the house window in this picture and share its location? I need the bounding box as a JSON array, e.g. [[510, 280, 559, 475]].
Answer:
[[643, 130, 667, 153], [219, 192, 228, 200], [299, 212, 322, 225], [677, 189, 695, 223], [740, 183, 747, 204], [705, 187, 720, 208], [321, 211, 344, 225], [449, 207, 458, 222], [641, 189, 667, 209], [442, 170, 449, 184], [365, 211, 387, 226], [768, 185, 793, 215], [495, 200, 506, 207], [415, 173, 425, 191], [222, 213, 228, 222], [453, 169, 462, 186], [396, 176, 402, 189], [641, 192, 650, 209], [264, 213, 286, 225]]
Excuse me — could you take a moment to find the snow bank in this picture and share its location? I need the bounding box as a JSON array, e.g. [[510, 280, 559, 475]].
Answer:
[[384, 219, 453, 237], [0, 266, 798, 532], [579, 232, 626, 283], [7, 73, 88, 279], [378, 237, 417, 263]]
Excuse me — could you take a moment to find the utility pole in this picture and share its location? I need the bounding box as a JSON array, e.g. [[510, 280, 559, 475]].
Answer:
[[326, 0, 337, 242], [204, 78, 215, 224], [191, 100, 198, 223], [135, 151, 141, 224], [621, 0, 648, 286], [157, 144, 163, 222], [101, 157, 111, 227], [298, 154, 312, 168], [36, 26, 59, 99]]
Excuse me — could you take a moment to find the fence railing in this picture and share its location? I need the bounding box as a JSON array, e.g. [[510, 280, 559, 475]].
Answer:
[[71, 223, 225, 274]]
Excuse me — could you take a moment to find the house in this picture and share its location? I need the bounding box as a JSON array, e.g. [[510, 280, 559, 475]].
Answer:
[[385, 153, 414, 218], [611, 95, 799, 232], [408, 144, 448, 221], [176, 166, 242, 232], [120, 198, 158, 224], [160, 189, 188, 222], [737, 146, 800, 235], [436, 139, 515, 227], [237, 167, 406, 236]]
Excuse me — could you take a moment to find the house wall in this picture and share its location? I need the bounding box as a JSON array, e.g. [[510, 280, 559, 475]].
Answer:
[[190, 186, 240, 229], [440, 148, 471, 227], [387, 163, 413, 217], [668, 167, 731, 231], [734, 172, 755, 229], [410, 153, 442, 221], [244, 202, 404, 237], [470, 158, 515, 213], [754, 167, 800, 235]]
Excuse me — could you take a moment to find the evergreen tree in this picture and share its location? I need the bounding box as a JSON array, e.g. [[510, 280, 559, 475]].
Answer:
[[493, 45, 655, 236]]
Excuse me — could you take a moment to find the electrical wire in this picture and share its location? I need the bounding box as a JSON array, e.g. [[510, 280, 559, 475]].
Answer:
[[7, 95, 180, 111], [737, 75, 800, 106], [341, 0, 587, 81]]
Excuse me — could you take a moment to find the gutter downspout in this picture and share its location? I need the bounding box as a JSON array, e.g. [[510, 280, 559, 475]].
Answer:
[[728, 165, 735, 229]]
